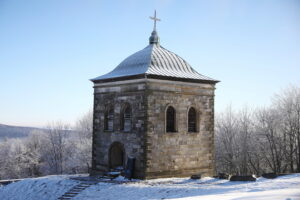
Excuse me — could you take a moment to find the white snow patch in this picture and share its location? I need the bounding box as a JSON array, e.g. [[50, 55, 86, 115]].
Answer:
[[74, 174, 300, 200], [0, 174, 300, 200], [0, 175, 80, 200]]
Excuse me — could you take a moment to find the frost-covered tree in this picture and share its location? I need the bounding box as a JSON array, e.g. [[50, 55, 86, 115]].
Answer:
[[69, 110, 93, 173], [236, 107, 254, 175], [42, 122, 71, 174], [255, 108, 286, 173], [0, 138, 14, 179], [0, 138, 39, 179], [24, 130, 47, 177], [0, 110, 93, 179], [215, 106, 239, 174], [68, 111, 93, 173], [273, 85, 300, 172], [215, 84, 300, 175]]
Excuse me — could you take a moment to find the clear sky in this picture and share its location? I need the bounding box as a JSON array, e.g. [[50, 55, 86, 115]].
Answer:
[[0, 0, 299, 127]]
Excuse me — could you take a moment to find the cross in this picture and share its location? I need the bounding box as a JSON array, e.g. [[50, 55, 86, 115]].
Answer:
[[149, 10, 161, 31]]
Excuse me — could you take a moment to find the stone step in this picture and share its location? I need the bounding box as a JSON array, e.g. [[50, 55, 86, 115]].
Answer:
[[80, 184, 93, 186], [62, 194, 76, 197], [61, 196, 75, 199], [77, 185, 89, 188], [73, 186, 87, 189], [70, 189, 83, 192], [77, 186, 90, 188], [57, 180, 98, 200], [65, 192, 79, 195], [64, 192, 78, 195], [73, 187, 88, 190]]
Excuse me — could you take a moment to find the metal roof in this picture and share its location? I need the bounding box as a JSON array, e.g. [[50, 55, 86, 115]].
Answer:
[[92, 31, 219, 83]]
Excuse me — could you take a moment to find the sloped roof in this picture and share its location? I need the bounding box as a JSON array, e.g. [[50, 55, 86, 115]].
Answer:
[[92, 31, 219, 84]]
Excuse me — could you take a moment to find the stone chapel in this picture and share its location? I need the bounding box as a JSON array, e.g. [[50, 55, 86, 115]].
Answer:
[[90, 12, 219, 179]]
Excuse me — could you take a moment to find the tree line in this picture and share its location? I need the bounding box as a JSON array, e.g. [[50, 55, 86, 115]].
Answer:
[[0, 111, 92, 180], [0, 85, 299, 180], [215, 85, 300, 175]]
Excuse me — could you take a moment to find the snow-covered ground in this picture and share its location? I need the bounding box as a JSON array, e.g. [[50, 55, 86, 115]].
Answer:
[[0, 174, 300, 200]]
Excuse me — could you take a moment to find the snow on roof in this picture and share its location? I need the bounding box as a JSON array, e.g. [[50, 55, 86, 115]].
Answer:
[[91, 43, 219, 83]]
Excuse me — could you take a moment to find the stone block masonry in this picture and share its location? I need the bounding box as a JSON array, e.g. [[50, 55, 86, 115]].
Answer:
[[91, 78, 216, 179]]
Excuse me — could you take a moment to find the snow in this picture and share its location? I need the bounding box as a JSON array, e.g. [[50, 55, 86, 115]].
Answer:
[[91, 44, 217, 82], [1, 174, 300, 200], [0, 175, 80, 200]]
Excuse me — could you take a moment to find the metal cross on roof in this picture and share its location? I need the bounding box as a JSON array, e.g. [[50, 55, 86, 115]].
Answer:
[[149, 10, 161, 31]]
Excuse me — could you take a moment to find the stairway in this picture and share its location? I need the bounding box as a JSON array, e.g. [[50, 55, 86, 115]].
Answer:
[[57, 170, 125, 200], [57, 181, 97, 200]]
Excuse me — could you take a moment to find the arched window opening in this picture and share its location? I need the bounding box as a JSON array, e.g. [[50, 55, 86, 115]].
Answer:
[[188, 107, 197, 132], [166, 106, 176, 132], [121, 105, 132, 132], [104, 107, 114, 131]]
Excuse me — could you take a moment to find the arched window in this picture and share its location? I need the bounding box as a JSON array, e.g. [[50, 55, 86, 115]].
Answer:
[[121, 104, 131, 132], [188, 107, 197, 132], [104, 107, 114, 131], [166, 106, 176, 132]]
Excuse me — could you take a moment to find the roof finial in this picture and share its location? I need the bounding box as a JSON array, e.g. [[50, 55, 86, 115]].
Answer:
[[149, 10, 161, 45]]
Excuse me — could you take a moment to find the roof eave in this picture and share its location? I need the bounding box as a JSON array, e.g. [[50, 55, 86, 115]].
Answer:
[[91, 74, 220, 84], [145, 74, 220, 84], [91, 74, 146, 83]]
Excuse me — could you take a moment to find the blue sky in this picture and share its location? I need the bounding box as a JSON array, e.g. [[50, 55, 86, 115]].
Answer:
[[0, 0, 299, 127]]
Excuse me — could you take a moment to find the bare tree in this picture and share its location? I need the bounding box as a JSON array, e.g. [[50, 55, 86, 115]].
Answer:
[[236, 107, 254, 175], [255, 108, 285, 173], [24, 130, 47, 177], [0, 111, 93, 179], [215, 106, 239, 174], [73, 110, 93, 173], [43, 122, 71, 174], [273, 85, 300, 172], [0, 138, 14, 179], [216, 106, 257, 175]]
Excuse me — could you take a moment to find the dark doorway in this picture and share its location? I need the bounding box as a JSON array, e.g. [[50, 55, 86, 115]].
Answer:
[[109, 142, 125, 169]]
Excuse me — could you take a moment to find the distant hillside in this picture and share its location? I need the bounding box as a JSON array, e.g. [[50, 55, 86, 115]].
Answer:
[[0, 124, 45, 139], [0, 124, 77, 140]]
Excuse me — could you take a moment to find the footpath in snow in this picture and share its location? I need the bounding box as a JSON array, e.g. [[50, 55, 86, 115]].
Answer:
[[0, 174, 300, 200]]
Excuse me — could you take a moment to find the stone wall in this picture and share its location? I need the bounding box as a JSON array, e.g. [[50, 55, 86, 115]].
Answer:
[[91, 81, 147, 178], [91, 78, 216, 179], [145, 80, 216, 178]]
